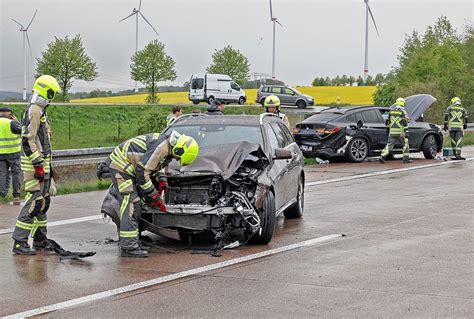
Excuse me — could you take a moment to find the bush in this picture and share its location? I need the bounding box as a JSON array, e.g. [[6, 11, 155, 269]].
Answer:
[[139, 108, 168, 134]]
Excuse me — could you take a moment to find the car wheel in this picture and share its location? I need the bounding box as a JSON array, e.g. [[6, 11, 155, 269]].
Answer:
[[192, 100, 199, 105], [260, 98, 266, 106], [249, 191, 276, 244], [422, 134, 438, 159], [346, 137, 368, 162], [296, 100, 306, 109], [238, 97, 245, 105], [208, 96, 215, 104], [284, 176, 304, 219]]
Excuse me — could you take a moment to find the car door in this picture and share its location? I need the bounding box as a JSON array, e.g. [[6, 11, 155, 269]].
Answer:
[[264, 122, 288, 211], [280, 87, 296, 105], [270, 86, 283, 103], [272, 122, 301, 203], [360, 109, 388, 151]]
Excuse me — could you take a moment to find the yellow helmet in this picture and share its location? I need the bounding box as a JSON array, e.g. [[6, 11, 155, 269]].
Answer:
[[172, 134, 199, 166], [264, 94, 281, 110], [450, 97, 461, 106], [33, 75, 60, 101], [395, 97, 406, 107]]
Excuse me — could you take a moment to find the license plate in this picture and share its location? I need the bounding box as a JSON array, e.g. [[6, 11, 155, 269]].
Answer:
[[300, 145, 312, 151]]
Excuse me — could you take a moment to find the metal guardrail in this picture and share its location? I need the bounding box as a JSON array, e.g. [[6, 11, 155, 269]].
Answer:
[[52, 147, 113, 166]]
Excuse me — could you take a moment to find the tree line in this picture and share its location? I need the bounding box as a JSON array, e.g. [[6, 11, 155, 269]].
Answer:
[[374, 16, 472, 122], [312, 73, 388, 87]]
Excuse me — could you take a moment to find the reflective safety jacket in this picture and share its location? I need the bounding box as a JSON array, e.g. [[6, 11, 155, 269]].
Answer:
[[21, 93, 52, 191], [0, 117, 21, 155], [386, 105, 409, 136], [444, 104, 468, 131], [108, 133, 171, 198]]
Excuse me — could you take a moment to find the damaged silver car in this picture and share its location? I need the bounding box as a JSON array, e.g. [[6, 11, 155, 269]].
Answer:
[[101, 114, 305, 247]]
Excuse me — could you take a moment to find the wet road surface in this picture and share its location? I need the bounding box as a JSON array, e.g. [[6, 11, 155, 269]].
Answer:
[[0, 153, 473, 318]]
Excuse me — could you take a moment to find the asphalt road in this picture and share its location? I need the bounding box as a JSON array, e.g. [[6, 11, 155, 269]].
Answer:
[[0, 152, 473, 318]]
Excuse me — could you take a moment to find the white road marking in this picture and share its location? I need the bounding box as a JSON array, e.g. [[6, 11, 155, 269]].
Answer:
[[306, 158, 473, 187], [3, 234, 342, 319], [0, 215, 102, 235]]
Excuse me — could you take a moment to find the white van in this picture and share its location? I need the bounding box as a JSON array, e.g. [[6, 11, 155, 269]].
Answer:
[[189, 73, 247, 105]]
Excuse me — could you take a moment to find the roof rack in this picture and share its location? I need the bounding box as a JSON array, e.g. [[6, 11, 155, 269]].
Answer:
[[259, 112, 279, 125]]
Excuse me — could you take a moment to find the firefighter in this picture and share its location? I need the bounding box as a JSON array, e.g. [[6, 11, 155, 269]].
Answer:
[[264, 95, 290, 129], [444, 97, 469, 160], [379, 97, 411, 164], [107, 130, 198, 258], [12, 75, 60, 255], [0, 107, 22, 204]]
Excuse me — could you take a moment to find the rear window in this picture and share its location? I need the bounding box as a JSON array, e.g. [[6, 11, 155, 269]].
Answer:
[[191, 78, 204, 90], [261, 87, 270, 93], [305, 112, 342, 122]]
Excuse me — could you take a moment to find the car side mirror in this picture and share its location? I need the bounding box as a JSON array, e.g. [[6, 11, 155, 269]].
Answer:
[[274, 148, 292, 160], [357, 120, 363, 129]]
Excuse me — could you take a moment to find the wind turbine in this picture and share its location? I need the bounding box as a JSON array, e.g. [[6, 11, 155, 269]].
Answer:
[[11, 10, 37, 101], [119, 0, 159, 93], [363, 0, 379, 81], [269, 0, 283, 80]]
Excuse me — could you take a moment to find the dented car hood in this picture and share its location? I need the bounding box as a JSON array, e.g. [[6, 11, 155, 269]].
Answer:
[[167, 141, 268, 179], [392, 94, 437, 121]]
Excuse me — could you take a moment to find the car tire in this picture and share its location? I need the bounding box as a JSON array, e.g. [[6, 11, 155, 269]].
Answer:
[[346, 137, 368, 162], [260, 98, 266, 106], [192, 100, 199, 105], [284, 176, 304, 219], [238, 97, 245, 105], [296, 100, 306, 109], [249, 191, 276, 244], [208, 96, 215, 104], [422, 134, 438, 159]]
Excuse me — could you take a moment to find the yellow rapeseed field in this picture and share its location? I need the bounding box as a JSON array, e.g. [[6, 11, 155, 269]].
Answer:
[[71, 86, 376, 105]]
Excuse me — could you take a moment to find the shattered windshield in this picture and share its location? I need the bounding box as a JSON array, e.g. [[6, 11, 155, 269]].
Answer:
[[173, 125, 264, 148]]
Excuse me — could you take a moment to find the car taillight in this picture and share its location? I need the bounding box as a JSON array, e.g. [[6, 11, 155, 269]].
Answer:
[[316, 127, 341, 134]]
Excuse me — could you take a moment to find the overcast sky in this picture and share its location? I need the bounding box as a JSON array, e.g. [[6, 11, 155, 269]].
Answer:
[[1, 0, 472, 93]]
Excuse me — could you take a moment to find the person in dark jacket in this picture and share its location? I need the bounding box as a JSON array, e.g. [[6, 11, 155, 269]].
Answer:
[[206, 100, 225, 115]]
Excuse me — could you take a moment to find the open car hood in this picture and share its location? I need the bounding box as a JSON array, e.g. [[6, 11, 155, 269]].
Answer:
[[167, 141, 268, 179], [391, 94, 437, 121]]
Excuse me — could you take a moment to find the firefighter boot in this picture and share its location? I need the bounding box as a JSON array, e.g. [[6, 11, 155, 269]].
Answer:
[[453, 156, 466, 160], [121, 248, 148, 258], [403, 159, 413, 164], [379, 156, 385, 164], [12, 241, 36, 255], [139, 241, 151, 251]]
